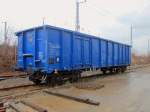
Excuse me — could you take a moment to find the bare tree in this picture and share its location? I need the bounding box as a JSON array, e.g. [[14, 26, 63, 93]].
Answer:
[[0, 24, 17, 73]]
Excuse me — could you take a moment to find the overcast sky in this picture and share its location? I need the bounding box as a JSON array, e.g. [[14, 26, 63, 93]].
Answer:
[[0, 0, 150, 55]]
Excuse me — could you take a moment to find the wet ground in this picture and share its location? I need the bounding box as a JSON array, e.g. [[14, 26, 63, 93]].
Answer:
[[6, 66, 148, 112], [2, 66, 150, 112]]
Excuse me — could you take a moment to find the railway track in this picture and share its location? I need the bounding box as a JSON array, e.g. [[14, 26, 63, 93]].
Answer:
[[0, 64, 149, 102], [0, 84, 35, 91], [0, 71, 122, 92], [0, 74, 27, 81], [0, 64, 148, 91], [0, 64, 148, 80], [0, 64, 149, 112], [0, 85, 46, 102]]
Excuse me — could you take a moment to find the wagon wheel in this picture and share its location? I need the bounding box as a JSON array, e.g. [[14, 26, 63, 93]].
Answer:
[[116, 68, 121, 73], [76, 71, 81, 82], [114, 68, 118, 73], [109, 69, 113, 74], [69, 76, 74, 83], [69, 74, 76, 83], [56, 75, 64, 86], [51, 76, 57, 87], [33, 79, 41, 85], [121, 67, 127, 73], [69, 71, 81, 83], [102, 70, 106, 74], [46, 76, 56, 87]]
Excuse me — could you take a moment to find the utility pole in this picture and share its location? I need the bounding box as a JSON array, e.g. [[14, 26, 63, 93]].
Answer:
[[75, 0, 87, 32], [148, 39, 150, 57], [42, 17, 45, 25], [2, 21, 7, 44], [130, 25, 133, 65], [130, 25, 133, 47], [14, 39, 17, 64]]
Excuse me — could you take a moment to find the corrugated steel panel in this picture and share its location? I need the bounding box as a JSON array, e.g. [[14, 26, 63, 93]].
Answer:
[[16, 25, 131, 74]]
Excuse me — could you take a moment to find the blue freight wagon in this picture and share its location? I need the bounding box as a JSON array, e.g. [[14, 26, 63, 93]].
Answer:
[[16, 25, 131, 85]]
